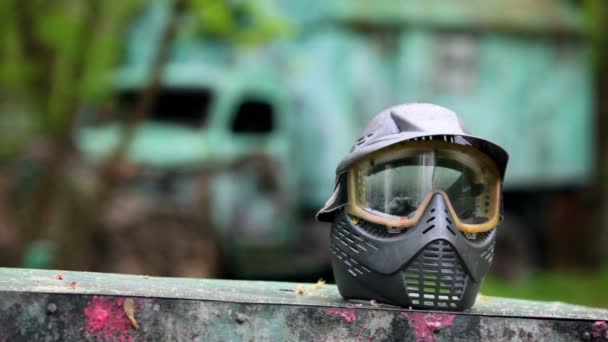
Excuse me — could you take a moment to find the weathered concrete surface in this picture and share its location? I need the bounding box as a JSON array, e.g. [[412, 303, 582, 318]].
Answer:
[[0, 268, 607, 341]]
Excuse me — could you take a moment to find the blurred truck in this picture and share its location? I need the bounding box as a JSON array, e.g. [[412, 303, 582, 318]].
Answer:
[[77, 0, 592, 278]]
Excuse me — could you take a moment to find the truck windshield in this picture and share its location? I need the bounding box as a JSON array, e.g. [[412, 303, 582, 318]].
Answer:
[[90, 88, 213, 128]]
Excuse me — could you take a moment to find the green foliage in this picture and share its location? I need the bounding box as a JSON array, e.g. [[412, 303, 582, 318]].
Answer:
[[79, 1, 143, 102], [187, 0, 290, 45], [482, 269, 608, 308], [584, 0, 608, 74], [0, 1, 33, 99], [0, 0, 141, 158]]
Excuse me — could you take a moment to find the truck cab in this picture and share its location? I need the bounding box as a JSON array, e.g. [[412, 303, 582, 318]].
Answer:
[[77, 64, 327, 278]]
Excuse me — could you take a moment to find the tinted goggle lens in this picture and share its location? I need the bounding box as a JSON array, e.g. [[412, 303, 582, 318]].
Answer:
[[347, 141, 501, 233]]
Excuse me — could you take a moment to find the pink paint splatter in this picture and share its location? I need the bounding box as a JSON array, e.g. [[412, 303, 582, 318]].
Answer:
[[591, 321, 608, 339], [401, 312, 455, 342], [84, 296, 133, 342], [325, 308, 357, 322]]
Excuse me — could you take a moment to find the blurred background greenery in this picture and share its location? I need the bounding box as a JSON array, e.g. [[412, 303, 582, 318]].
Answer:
[[1, 0, 608, 308]]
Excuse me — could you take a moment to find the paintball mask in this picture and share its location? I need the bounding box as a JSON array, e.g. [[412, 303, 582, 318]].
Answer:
[[317, 103, 508, 310]]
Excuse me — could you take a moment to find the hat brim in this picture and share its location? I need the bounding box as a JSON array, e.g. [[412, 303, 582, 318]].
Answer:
[[337, 133, 508, 180]]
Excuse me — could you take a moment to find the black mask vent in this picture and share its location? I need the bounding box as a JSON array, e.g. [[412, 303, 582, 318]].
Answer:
[[403, 240, 468, 309], [334, 219, 379, 254], [330, 243, 371, 277], [480, 242, 495, 263], [351, 133, 376, 152]]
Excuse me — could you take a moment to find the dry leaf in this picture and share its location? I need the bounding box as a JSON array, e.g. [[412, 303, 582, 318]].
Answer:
[[312, 278, 326, 290], [123, 298, 139, 329], [476, 293, 494, 303], [295, 284, 306, 295]]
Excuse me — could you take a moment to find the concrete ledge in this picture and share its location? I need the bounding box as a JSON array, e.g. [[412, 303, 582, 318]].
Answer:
[[1, 268, 607, 341]]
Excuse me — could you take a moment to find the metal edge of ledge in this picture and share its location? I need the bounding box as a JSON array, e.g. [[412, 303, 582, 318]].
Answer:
[[1, 267, 607, 321]]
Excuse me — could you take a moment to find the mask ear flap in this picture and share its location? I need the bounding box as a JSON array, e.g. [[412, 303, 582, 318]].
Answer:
[[316, 174, 348, 222]]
